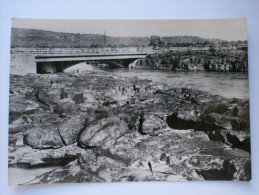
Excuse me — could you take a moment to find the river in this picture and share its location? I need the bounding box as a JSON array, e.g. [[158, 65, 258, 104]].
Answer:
[[65, 62, 249, 99]]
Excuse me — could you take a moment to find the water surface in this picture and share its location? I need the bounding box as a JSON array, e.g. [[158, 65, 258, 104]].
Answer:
[[65, 63, 249, 99]]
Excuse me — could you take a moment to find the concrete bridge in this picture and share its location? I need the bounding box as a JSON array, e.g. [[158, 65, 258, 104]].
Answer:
[[35, 53, 147, 73], [10, 47, 153, 75]]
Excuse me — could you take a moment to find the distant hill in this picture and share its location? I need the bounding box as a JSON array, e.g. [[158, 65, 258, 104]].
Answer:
[[11, 28, 149, 48], [161, 36, 227, 47], [11, 27, 229, 48]]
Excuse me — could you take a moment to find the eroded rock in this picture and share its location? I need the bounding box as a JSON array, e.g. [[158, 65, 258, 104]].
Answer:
[[35, 90, 54, 106], [166, 113, 224, 131], [57, 115, 86, 145], [24, 125, 64, 149], [72, 93, 85, 104], [54, 98, 80, 116], [79, 116, 129, 148], [8, 72, 250, 185], [141, 114, 167, 135]]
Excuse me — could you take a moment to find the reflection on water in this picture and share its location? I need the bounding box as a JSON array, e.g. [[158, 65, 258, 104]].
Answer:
[[65, 62, 249, 99]]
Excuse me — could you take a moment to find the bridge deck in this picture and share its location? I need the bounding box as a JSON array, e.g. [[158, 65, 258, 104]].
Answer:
[[35, 53, 148, 62]]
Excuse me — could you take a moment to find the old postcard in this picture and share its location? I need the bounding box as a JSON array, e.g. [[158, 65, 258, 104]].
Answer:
[[9, 18, 250, 185]]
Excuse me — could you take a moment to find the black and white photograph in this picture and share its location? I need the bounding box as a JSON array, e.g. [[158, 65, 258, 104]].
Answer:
[[8, 18, 250, 185]]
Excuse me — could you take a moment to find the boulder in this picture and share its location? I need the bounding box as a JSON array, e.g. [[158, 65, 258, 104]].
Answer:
[[205, 112, 249, 131], [84, 93, 99, 104], [79, 116, 129, 148], [9, 99, 39, 123], [205, 113, 237, 130], [207, 131, 228, 144], [35, 90, 54, 106], [72, 93, 85, 104], [197, 160, 237, 180], [166, 113, 224, 131], [226, 132, 250, 153], [24, 125, 64, 149], [105, 86, 134, 101], [60, 88, 68, 99], [141, 114, 167, 135], [236, 106, 249, 118], [77, 150, 97, 164], [202, 102, 228, 116], [231, 118, 250, 131], [54, 98, 80, 115], [57, 115, 86, 145], [206, 130, 250, 153]]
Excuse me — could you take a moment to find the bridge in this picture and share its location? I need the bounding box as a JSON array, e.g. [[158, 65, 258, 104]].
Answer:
[[35, 53, 148, 73], [10, 47, 153, 74]]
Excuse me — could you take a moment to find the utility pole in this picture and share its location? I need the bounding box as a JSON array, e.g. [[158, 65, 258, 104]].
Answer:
[[104, 31, 106, 48]]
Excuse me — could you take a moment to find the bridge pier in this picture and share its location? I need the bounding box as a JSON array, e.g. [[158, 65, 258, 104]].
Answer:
[[10, 54, 36, 75], [37, 62, 64, 73], [37, 61, 86, 73]]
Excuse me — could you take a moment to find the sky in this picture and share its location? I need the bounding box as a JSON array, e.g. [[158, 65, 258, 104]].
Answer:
[[12, 18, 247, 41]]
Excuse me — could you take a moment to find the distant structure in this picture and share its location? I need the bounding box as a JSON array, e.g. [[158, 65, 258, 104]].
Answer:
[[104, 31, 106, 48]]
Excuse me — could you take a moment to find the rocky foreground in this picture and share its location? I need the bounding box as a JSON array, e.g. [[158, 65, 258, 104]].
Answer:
[[8, 71, 251, 185]]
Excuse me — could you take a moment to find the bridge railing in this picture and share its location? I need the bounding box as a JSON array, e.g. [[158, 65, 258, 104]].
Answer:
[[11, 47, 154, 55]]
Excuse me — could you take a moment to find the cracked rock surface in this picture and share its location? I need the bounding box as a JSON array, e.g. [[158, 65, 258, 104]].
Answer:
[[8, 71, 251, 185]]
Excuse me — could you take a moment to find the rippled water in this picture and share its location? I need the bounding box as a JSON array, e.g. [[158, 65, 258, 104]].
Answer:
[[65, 62, 249, 99]]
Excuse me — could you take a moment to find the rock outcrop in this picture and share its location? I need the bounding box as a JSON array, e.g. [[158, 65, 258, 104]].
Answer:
[[8, 71, 250, 185], [130, 49, 248, 72]]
